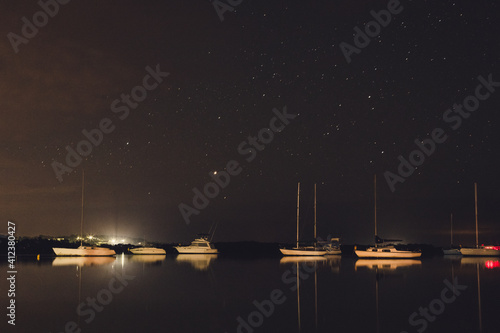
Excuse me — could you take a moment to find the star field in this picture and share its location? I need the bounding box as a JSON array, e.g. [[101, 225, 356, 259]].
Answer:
[[1, 0, 499, 245]]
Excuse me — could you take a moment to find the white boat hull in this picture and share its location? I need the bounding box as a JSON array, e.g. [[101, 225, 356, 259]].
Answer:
[[460, 248, 500, 257], [355, 247, 421, 259], [130, 247, 166, 255], [175, 247, 219, 254], [280, 248, 327, 256], [53, 246, 116, 256]]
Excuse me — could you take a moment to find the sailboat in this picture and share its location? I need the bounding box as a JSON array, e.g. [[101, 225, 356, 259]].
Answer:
[[354, 175, 421, 259], [52, 171, 116, 257], [280, 183, 328, 256], [460, 183, 500, 257], [443, 213, 461, 255]]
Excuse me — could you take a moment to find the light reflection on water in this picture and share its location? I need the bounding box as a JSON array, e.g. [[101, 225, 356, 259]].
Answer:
[[176, 254, 218, 271], [52, 256, 116, 267], [4, 255, 500, 333]]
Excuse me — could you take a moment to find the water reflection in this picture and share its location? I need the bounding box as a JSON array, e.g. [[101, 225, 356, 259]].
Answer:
[[278, 256, 328, 332], [459, 256, 500, 333], [3, 256, 500, 333], [52, 256, 116, 267], [485, 260, 500, 269], [460, 259, 485, 333], [355, 259, 421, 270], [461, 256, 500, 269], [443, 254, 463, 261], [175, 254, 217, 271], [353, 259, 422, 333], [129, 254, 166, 264], [279, 255, 341, 274], [477, 263, 483, 333], [325, 255, 341, 273], [279, 256, 326, 264]]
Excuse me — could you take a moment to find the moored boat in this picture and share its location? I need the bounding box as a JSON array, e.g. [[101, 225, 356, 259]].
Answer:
[[280, 183, 328, 256], [280, 247, 328, 256], [130, 247, 166, 255], [175, 236, 219, 254], [320, 237, 342, 255], [53, 246, 116, 257], [460, 183, 500, 257], [460, 246, 500, 257], [354, 175, 421, 259], [354, 245, 422, 259], [52, 171, 116, 257]]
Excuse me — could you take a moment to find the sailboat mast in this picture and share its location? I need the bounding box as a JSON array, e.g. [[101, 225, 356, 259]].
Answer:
[[80, 170, 85, 247], [296, 182, 300, 249], [450, 213, 453, 246], [314, 183, 317, 243], [474, 182, 478, 248]]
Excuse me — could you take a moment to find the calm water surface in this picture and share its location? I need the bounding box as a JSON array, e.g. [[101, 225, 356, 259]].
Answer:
[[3, 255, 500, 333]]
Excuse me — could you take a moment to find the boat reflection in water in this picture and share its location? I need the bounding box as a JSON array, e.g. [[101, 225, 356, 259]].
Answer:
[[176, 254, 217, 271], [355, 259, 421, 333], [460, 256, 494, 333], [355, 259, 421, 271], [485, 259, 500, 269], [443, 253, 463, 261], [52, 256, 116, 267], [129, 255, 166, 264], [461, 256, 500, 269], [279, 255, 327, 332], [279, 256, 326, 265], [325, 254, 341, 273]]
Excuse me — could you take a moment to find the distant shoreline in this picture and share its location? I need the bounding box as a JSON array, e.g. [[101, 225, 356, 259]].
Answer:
[[0, 236, 445, 258]]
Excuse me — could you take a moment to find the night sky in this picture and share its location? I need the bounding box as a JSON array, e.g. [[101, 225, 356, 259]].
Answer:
[[1, 0, 499, 246]]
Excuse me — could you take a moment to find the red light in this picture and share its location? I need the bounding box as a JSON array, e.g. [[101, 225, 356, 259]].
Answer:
[[485, 260, 500, 269]]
